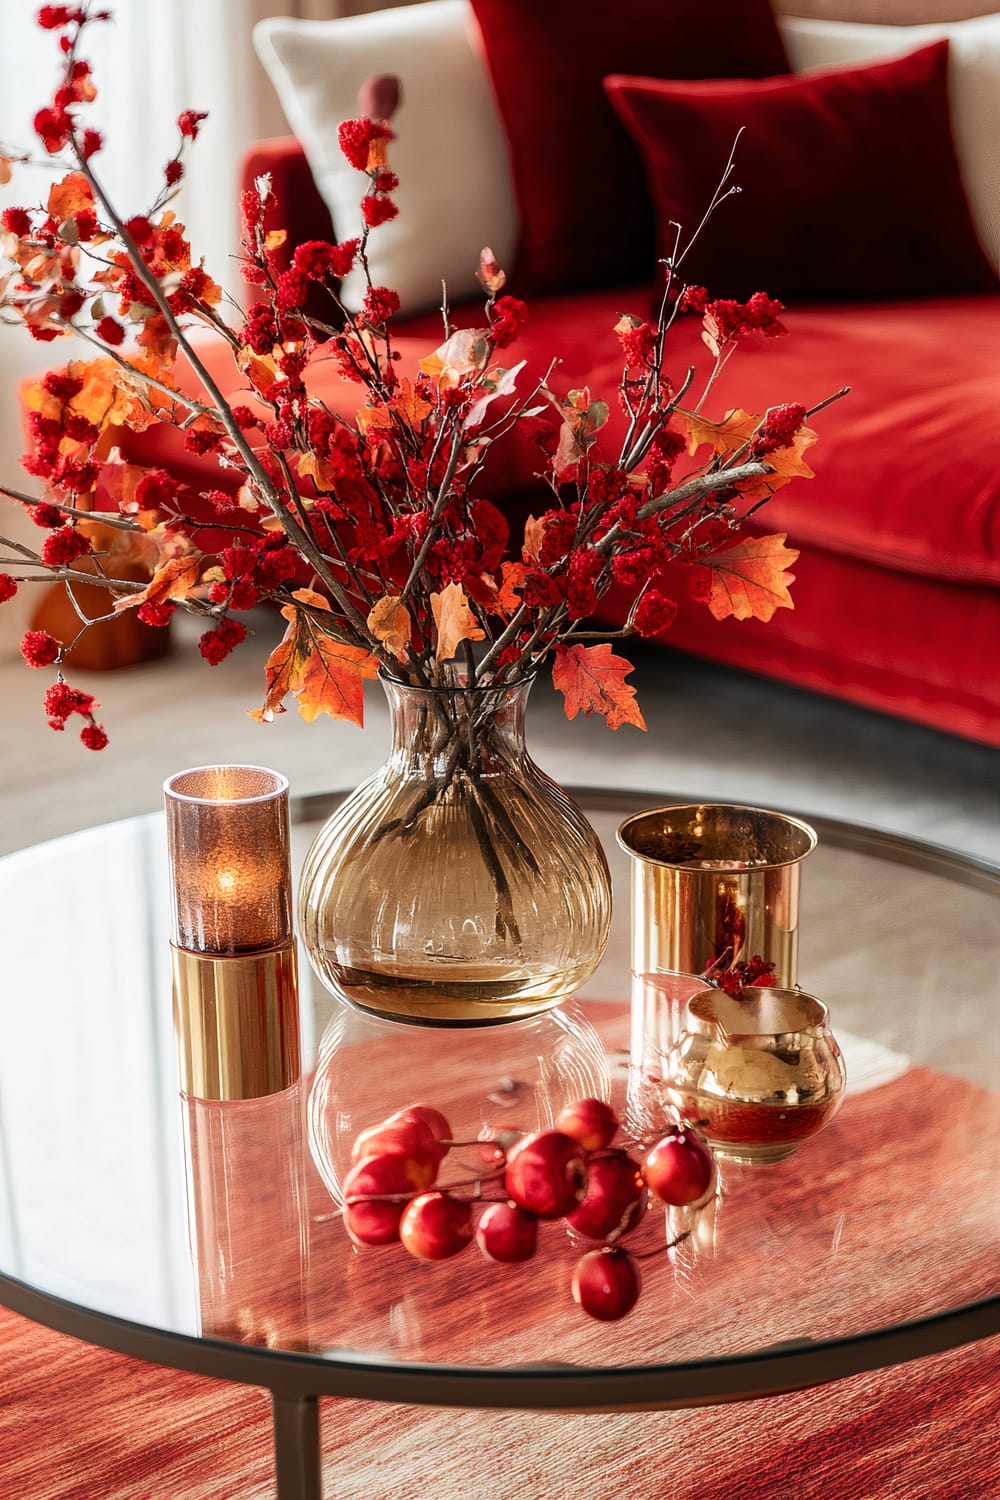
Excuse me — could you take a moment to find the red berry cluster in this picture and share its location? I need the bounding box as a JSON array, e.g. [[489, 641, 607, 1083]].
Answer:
[[342, 1097, 715, 1323]]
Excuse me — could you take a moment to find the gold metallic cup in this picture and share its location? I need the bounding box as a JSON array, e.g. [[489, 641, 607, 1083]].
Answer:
[[171, 943, 300, 1101], [616, 802, 817, 986]]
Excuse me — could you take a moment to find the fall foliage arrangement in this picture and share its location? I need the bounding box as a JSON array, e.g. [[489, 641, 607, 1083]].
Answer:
[[0, 5, 844, 751]]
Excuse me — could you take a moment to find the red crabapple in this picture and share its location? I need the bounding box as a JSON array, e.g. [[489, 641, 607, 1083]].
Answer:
[[349, 1118, 445, 1176], [504, 1130, 588, 1219], [555, 1097, 619, 1152], [341, 1156, 417, 1246], [566, 1150, 647, 1241], [475, 1201, 538, 1263], [400, 1191, 474, 1260], [389, 1103, 452, 1145], [643, 1126, 714, 1207], [571, 1246, 642, 1321]]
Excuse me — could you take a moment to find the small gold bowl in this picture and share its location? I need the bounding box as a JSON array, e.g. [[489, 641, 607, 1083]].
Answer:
[[665, 987, 846, 1165]]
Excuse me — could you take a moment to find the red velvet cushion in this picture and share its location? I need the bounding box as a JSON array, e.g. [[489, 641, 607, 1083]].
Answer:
[[468, 0, 790, 295], [604, 41, 999, 300]]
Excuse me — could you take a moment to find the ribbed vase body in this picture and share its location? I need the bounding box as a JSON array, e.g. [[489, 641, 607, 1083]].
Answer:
[[299, 677, 612, 1024]]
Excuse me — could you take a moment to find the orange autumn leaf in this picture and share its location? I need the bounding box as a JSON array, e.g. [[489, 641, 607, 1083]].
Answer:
[[419, 328, 491, 389], [251, 592, 377, 726], [264, 228, 288, 251], [297, 635, 379, 724], [495, 560, 528, 617], [681, 407, 759, 457], [47, 172, 95, 222], [113, 554, 203, 613], [236, 346, 278, 393], [552, 643, 646, 731], [393, 380, 434, 428], [430, 582, 485, 662], [733, 427, 818, 502], [296, 451, 337, 491], [692, 533, 799, 622], [521, 514, 547, 565], [367, 594, 412, 661]]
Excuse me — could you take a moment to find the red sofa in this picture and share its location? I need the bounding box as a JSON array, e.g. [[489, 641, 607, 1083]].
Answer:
[[118, 123, 999, 750]]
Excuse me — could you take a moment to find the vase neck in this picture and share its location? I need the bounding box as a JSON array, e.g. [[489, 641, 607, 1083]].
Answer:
[[380, 676, 532, 775]]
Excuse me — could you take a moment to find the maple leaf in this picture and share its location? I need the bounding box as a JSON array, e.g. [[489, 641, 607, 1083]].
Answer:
[[430, 582, 485, 662], [250, 591, 377, 725], [552, 643, 646, 731], [367, 594, 412, 661], [690, 533, 800, 622], [113, 554, 203, 613], [47, 172, 95, 222]]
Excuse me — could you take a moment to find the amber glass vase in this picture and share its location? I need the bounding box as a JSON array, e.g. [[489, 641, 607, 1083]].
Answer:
[[299, 676, 612, 1024]]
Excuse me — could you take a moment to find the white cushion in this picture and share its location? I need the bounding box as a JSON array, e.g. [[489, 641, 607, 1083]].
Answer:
[[779, 13, 1000, 274], [254, 0, 517, 315]]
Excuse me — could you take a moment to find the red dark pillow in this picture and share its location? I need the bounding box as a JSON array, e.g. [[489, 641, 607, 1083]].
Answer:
[[468, 0, 790, 295], [604, 41, 998, 302]]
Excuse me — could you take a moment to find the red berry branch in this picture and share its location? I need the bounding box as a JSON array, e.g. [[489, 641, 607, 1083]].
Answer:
[[341, 1097, 715, 1322], [0, 4, 848, 751]]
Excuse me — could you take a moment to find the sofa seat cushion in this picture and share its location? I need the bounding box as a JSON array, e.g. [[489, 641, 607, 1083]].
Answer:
[[151, 286, 1000, 590]]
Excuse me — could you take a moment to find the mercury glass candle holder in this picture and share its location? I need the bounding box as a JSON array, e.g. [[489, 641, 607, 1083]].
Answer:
[[665, 986, 846, 1165]]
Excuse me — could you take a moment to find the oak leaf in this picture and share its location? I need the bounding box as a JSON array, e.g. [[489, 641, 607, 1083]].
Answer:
[[521, 514, 547, 565], [494, 560, 528, 617], [251, 591, 377, 725], [681, 407, 759, 457], [430, 582, 485, 662], [690, 533, 799, 622], [113, 554, 203, 612], [552, 643, 646, 731], [733, 427, 818, 502], [367, 594, 412, 661]]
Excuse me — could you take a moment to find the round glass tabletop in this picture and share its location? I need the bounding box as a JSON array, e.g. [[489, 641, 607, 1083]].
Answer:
[[0, 787, 997, 1412]]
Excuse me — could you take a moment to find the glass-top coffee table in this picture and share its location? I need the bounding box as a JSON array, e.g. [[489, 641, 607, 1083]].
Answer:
[[1, 788, 997, 1499]]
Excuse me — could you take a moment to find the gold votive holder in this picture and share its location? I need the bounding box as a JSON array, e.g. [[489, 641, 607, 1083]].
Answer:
[[665, 986, 846, 1165]]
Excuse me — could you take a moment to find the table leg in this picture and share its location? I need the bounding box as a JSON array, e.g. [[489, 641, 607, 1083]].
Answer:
[[272, 1391, 322, 1500]]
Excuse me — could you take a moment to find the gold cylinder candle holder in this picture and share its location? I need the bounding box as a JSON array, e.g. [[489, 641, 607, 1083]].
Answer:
[[164, 764, 301, 1102], [616, 803, 817, 1138]]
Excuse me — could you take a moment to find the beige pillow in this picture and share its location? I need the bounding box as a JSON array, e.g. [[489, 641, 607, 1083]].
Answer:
[[779, 13, 1000, 274], [254, 0, 517, 315]]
